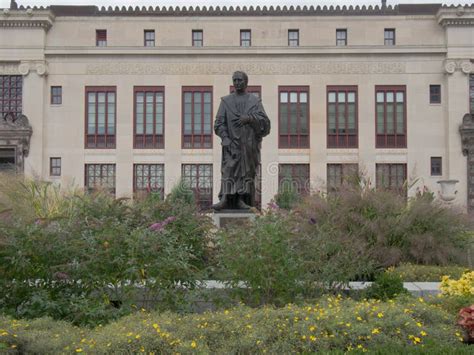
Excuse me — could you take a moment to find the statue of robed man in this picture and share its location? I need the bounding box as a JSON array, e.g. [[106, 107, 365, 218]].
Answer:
[[212, 71, 271, 210]]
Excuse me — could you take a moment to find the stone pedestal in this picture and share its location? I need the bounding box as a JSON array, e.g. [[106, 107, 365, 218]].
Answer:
[[212, 210, 256, 228]]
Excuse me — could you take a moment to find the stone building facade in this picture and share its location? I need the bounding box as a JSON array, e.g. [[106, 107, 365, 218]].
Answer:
[[0, 1, 473, 210]]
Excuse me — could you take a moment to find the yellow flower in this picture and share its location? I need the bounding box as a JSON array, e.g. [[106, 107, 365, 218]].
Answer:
[[310, 336, 316, 342], [346, 323, 351, 327], [372, 328, 380, 334], [135, 335, 141, 339], [191, 341, 197, 348], [75, 349, 83, 353], [413, 337, 421, 344], [420, 331, 427, 336], [356, 316, 363, 321], [377, 312, 384, 318], [416, 322, 422, 328]]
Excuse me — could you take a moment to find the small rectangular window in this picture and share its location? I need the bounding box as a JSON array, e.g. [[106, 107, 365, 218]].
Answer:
[[144, 30, 155, 47], [50, 86, 62, 105], [430, 85, 441, 104], [431, 157, 442, 176], [327, 164, 359, 192], [192, 30, 203, 47], [50, 157, 61, 176], [336, 29, 347, 46], [240, 30, 251, 47], [384, 29, 396, 46], [96, 29, 107, 47], [288, 29, 299, 47]]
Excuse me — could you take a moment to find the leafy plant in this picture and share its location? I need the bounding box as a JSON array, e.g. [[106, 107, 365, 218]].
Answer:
[[365, 270, 408, 300]]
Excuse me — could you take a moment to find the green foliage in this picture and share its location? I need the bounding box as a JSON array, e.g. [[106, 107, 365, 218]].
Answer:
[[0, 179, 212, 326], [217, 208, 375, 305], [274, 181, 300, 210], [391, 263, 467, 282], [365, 270, 408, 301], [0, 297, 468, 354], [294, 184, 471, 270], [166, 179, 195, 206], [216, 210, 303, 305]]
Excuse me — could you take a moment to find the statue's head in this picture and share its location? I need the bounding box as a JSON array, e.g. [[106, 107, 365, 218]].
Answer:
[[232, 71, 248, 93]]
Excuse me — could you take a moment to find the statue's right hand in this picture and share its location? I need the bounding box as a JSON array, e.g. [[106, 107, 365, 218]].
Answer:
[[222, 137, 231, 146]]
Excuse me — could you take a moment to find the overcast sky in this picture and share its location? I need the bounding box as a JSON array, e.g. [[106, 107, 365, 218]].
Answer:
[[1, 1, 472, 9]]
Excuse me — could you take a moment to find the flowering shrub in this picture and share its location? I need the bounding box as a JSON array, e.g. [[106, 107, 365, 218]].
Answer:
[[458, 305, 474, 340], [0, 296, 467, 354], [391, 263, 466, 282], [440, 271, 474, 297]]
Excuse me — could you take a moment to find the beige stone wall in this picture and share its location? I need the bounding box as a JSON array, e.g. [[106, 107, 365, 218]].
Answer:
[[1, 7, 473, 210]]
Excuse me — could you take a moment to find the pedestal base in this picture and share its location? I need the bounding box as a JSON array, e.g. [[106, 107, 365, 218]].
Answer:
[[212, 210, 256, 228]]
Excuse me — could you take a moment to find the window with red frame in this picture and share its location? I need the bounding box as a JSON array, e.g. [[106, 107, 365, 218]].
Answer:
[[376, 86, 406, 148], [327, 163, 358, 192], [327, 86, 358, 148], [0, 75, 22, 120], [182, 87, 212, 149], [134, 164, 164, 198], [134, 87, 164, 148], [96, 29, 107, 47], [376, 163, 407, 196], [85, 164, 116, 194], [279, 87, 309, 148], [85, 87, 116, 148], [182, 164, 213, 210], [278, 164, 310, 195]]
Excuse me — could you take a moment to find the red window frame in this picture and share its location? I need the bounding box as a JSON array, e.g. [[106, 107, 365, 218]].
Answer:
[[133, 163, 164, 198], [327, 86, 358, 148], [50, 157, 61, 176], [375, 85, 407, 148], [182, 163, 213, 210], [144, 30, 155, 47], [278, 86, 309, 148], [50, 86, 62, 105], [134, 86, 164, 149], [327, 163, 358, 192], [278, 164, 310, 195], [85, 86, 116, 149], [85, 163, 116, 194], [182, 86, 213, 149], [96, 29, 107, 47], [0, 75, 22, 120], [240, 29, 251, 47], [376, 163, 407, 196]]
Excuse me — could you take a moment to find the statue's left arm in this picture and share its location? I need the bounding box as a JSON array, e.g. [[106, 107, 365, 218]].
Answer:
[[248, 100, 271, 138]]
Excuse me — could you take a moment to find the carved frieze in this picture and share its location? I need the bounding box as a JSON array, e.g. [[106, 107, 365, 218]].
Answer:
[[14, 61, 49, 77], [0, 63, 20, 75], [86, 61, 406, 75]]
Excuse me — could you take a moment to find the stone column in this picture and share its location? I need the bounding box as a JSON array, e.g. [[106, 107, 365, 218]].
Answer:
[[22, 61, 47, 178]]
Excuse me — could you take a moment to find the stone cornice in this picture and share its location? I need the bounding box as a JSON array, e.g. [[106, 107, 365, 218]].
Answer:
[[1, 3, 453, 17], [437, 6, 474, 27], [0, 9, 54, 30]]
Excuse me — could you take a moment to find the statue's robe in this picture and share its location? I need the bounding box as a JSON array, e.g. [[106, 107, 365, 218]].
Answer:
[[214, 92, 271, 206]]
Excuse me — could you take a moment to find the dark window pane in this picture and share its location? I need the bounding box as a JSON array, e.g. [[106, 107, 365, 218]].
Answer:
[[430, 85, 441, 104], [431, 157, 442, 176]]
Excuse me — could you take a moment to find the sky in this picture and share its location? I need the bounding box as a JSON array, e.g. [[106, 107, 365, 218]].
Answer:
[[1, 0, 472, 9]]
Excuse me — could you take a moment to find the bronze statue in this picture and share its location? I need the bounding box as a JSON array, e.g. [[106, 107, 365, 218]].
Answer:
[[212, 71, 271, 210]]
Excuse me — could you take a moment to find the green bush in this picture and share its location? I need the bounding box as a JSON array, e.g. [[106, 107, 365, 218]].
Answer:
[[0, 297, 468, 354], [294, 184, 471, 270], [0, 178, 212, 326], [365, 271, 408, 301], [391, 263, 467, 282]]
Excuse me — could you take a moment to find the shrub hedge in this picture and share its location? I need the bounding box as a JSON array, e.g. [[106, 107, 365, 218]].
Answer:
[[0, 296, 469, 354]]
